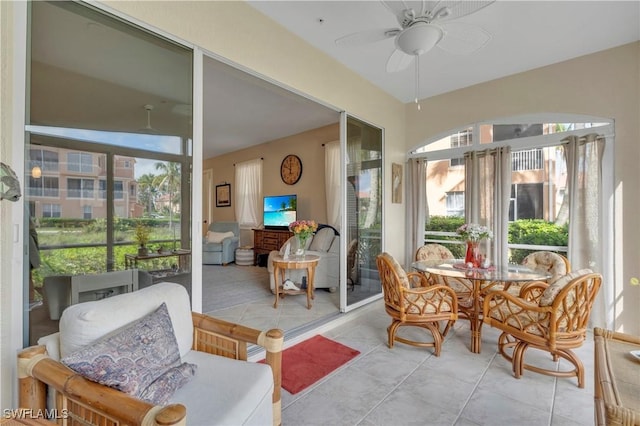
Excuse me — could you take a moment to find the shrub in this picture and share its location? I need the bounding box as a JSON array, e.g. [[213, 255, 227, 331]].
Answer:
[[508, 219, 568, 263], [424, 216, 568, 262]]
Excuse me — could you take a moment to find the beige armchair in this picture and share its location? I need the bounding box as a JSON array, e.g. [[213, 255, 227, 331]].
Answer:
[[483, 269, 601, 387], [376, 252, 458, 356]]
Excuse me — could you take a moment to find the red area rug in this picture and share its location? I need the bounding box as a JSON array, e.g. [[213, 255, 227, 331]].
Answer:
[[277, 335, 360, 394]]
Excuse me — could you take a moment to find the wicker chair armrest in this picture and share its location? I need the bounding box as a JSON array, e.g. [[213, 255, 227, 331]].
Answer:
[[191, 312, 283, 359], [191, 312, 283, 426], [519, 281, 549, 302], [406, 271, 429, 288], [483, 290, 549, 318], [483, 291, 552, 334], [18, 345, 185, 426]]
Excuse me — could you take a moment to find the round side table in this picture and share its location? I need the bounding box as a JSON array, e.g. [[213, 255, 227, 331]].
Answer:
[[271, 254, 320, 309]]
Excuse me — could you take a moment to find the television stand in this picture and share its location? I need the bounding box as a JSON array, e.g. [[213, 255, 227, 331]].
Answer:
[[253, 228, 293, 265]]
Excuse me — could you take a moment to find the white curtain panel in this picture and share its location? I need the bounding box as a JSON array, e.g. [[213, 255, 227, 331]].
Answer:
[[405, 158, 428, 267], [464, 147, 512, 266], [234, 158, 263, 228], [563, 133, 605, 327], [324, 141, 341, 230]]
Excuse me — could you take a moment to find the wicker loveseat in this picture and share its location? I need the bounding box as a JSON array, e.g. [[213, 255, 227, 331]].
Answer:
[[18, 282, 283, 425]]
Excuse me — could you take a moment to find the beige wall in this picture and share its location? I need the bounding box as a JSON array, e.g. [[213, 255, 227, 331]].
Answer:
[[203, 124, 339, 227], [406, 42, 640, 335]]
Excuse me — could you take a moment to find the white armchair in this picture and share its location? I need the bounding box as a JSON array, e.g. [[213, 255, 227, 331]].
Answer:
[[267, 227, 339, 292], [19, 282, 283, 426]]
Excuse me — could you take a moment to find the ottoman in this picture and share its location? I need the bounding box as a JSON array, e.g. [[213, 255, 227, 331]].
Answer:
[[235, 247, 254, 266]]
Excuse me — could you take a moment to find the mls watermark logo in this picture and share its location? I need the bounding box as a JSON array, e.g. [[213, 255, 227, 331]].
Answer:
[[3, 408, 69, 420]]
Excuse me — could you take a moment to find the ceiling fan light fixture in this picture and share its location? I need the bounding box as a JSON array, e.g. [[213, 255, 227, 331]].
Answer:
[[395, 23, 443, 56]]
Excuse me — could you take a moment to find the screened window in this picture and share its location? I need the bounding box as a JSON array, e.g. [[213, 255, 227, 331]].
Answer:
[[42, 203, 61, 218], [83, 205, 92, 220], [67, 178, 94, 198], [418, 115, 610, 260], [446, 191, 465, 217], [99, 180, 124, 199], [509, 183, 544, 221], [67, 152, 93, 173], [30, 148, 58, 172], [450, 157, 464, 167], [29, 176, 59, 197], [451, 130, 472, 148]]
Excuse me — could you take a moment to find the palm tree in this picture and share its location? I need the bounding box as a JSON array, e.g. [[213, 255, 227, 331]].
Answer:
[[153, 162, 181, 227], [137, 173, 158, 216]]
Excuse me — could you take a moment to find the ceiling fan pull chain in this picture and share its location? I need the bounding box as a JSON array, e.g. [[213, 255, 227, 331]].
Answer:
[[415, 55, 421, 111]]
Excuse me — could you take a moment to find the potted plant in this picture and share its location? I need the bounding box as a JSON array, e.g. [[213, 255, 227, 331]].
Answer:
[[134, 223, 151, 256]]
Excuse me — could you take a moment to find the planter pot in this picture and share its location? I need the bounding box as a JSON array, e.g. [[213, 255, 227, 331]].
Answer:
[[138, 246, 149, 256]]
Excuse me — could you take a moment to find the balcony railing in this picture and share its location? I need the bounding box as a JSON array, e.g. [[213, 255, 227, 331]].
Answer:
[[512, 148, 543, 171]]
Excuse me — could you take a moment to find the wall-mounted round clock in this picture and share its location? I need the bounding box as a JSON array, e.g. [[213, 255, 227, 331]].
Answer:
[[280, 154, 302, 185]]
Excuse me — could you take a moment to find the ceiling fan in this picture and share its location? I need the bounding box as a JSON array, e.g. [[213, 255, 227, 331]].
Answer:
[[336, 1, 495, 109]]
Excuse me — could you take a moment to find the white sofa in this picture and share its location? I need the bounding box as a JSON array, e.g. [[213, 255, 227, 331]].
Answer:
[[267, 227, 339, 292], [20, 282, 283, 426]]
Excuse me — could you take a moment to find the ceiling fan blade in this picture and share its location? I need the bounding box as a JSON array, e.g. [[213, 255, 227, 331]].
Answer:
[[381, 1, 425, 27], [429, 1, 495, 22], [437, 22, 491, 54], [335, 28, 400, 46], [386, 48, 414, 72]]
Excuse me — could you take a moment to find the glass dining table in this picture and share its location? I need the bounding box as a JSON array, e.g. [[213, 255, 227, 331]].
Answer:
[[411, 259, 550, 354]]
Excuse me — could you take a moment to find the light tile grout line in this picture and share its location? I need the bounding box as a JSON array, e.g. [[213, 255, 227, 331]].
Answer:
[[353, 343, 438, 425], [451, 348, 498, 425]]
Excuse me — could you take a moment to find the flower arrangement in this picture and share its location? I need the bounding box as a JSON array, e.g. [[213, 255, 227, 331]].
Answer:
[[456, 223, 493, 242], [289, 220, 318, 241]]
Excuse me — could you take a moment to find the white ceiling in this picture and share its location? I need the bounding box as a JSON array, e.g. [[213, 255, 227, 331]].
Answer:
[[31, 1, 640, 159], [203, 57, 339, 158], [248, 1, 640, 103]]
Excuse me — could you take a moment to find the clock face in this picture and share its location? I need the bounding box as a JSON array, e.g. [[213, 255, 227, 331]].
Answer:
[[280, 154, 302, 185]]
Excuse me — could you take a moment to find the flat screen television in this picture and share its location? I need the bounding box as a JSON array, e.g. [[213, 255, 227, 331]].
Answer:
[[263, 194, 297, 229]]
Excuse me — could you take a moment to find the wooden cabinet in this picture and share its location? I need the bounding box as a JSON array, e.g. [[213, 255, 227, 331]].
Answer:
[[253, 228, 293, 263]]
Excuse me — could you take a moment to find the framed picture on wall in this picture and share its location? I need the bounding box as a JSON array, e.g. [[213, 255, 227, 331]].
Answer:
[[216, 183, 231, 207]]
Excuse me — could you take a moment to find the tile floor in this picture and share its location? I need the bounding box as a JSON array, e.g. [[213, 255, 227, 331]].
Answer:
[[207, 265, 595, 426]]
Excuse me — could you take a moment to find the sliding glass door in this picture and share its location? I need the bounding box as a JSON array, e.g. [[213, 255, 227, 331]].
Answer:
[[344, 116, 383, 309], [26, 1, 193, 345]]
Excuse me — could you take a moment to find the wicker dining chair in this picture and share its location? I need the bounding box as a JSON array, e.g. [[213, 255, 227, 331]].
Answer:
[[376, 252, 458, 356], [414, 243, 455, 284], [506, 251, 572, 295], [483, 269, 601, 387], [521, 251, 571, 283]]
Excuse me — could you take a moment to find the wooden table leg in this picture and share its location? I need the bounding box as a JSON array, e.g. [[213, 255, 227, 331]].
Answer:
[[273, 266, 281, 309], [305, 265, 316, 309], [470, 278, 482, 354]]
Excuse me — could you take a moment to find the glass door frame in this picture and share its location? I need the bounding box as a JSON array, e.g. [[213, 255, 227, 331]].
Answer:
[[340, 112, 385, 313]]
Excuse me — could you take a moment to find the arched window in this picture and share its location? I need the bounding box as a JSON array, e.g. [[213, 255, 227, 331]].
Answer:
[[410, 114, 612, 265]]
